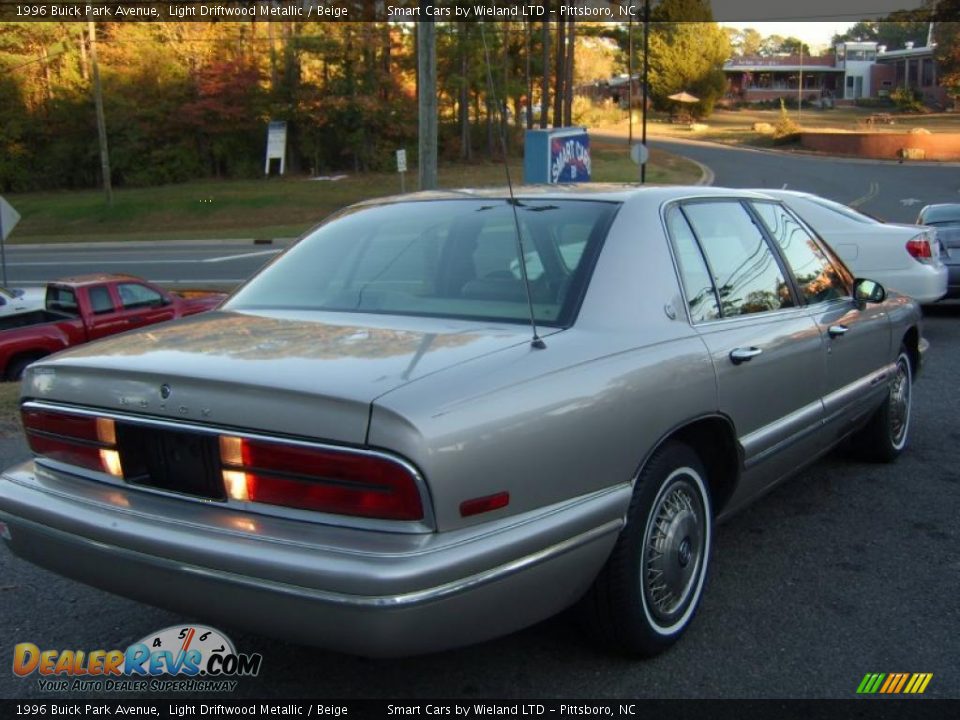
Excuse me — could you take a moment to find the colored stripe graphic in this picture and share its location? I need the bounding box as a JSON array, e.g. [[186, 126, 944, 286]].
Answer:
[[857, 673, 932, 694]]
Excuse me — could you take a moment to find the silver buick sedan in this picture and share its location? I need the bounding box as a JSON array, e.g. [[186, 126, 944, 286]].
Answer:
[[0, 186, 925, 658]]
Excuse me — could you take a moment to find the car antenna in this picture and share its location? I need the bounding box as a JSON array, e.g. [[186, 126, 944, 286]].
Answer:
[[479, 23, 546, 350]]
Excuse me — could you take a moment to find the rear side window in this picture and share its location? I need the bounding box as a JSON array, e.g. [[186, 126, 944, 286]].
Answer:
[[47, 287, 79, 317], [665, 206, 720, 323], [751, 202, 849, 304], [88, 286, 115, 315], [682, 202, 794, 317]]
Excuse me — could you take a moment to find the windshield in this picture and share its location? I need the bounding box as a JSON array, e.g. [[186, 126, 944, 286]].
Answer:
[[227, 199, 619, 327]]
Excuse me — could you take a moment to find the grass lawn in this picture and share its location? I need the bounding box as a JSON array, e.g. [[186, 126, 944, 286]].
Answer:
[[6, 144, 701, 245], [600, 105, 960, 148], [0, 382, 20, 426]]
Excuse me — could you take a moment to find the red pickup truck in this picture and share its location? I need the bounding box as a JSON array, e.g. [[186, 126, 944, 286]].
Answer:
[[0, 274, 225, 380]]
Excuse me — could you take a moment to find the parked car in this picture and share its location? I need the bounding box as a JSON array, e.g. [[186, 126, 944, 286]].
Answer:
[[915, 204, 960, 299], [0, 187, 925, 658], [759, 189, 947, 303], [0, 274, 225, 380], [0, 285, 44, 317]]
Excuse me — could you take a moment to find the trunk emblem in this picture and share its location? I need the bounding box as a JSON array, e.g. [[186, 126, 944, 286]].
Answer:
[[160, 384, 172, 400]]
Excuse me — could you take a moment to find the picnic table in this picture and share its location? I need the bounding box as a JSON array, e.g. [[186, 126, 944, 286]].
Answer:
[[865, 113, 896, 126]]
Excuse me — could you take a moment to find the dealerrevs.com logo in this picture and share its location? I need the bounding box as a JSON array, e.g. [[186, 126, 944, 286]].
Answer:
[[13, 625, 263, 693]]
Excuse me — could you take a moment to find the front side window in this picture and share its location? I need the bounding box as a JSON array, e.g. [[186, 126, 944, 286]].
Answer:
[[118, 283, 164, 310], [752, 202, 849, 304], [682, 201, 794, 317], [227, 199, 619, 327]]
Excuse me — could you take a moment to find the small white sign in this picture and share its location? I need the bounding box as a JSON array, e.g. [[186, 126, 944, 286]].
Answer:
[[264, 121, 288, 175], [396, 149, 407, 173], [0, 196, 20, 240], [630, 143, 649, 166]]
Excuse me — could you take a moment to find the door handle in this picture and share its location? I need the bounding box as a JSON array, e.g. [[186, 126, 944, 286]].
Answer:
[[828, 324, 849, 337], [730, 347, 763, 364]]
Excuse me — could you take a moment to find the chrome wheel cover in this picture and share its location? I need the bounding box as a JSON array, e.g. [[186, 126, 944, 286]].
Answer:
[[642, 472, 707, 628], [889, 354, 911, 450]]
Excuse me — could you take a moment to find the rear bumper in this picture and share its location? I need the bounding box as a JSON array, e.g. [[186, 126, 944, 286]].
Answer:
[[945, 263, 960, 299], [881, 264, 947, 304], [0, 461, 627, 657]]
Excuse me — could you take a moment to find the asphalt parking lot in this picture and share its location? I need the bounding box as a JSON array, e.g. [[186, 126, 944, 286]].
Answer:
[[1, 305, 958, 701]]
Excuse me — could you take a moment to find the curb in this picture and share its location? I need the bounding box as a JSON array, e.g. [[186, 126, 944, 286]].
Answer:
[[5, 238, 298, 251], [648, 135, 960, 168]]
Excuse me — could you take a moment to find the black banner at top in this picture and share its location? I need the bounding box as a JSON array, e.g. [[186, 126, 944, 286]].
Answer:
[[0, 0, 948, 23]]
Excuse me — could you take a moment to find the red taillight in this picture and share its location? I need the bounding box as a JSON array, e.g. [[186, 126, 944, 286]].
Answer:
[[219, 436, 423, 521], [906, 235, 933, 262], [22, 409, 122, 477]]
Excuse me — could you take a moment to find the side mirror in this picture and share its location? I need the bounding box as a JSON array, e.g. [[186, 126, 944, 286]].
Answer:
[[854, 278, 886, 309], [11, 289, 24, 298]]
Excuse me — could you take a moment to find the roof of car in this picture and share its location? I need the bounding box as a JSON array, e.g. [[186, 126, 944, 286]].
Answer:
[[52, 274, 145, 287], [351, 184, 780, 208], [918, 204, 960, 223]]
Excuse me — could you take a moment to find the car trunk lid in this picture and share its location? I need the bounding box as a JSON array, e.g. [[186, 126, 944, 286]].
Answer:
[[23, 310, 545, 445]]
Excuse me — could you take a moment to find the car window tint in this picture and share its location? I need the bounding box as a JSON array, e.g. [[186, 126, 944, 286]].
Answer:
[[683, 202, 794, 317], [226, 200, 619, 328], [118, 283, 164, 310], [88, 286, 115, 315], [752, 202, 849, 304], [665, 206, 720, 323]]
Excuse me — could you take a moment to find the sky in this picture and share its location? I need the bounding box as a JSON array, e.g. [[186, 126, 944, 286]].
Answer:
[[721, 22, 856, 52]]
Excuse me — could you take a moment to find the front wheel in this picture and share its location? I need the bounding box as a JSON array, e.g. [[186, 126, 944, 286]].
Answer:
[[581, 441, 713, 657], [851, 347, 912, 463]]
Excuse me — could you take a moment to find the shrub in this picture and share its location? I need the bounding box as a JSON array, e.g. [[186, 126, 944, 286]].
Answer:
[[773, 99, 800, 139], [891, 86, 924, 113]]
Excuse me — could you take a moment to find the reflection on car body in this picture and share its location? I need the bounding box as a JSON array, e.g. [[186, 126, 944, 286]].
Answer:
[[0, 186, 925, 658]]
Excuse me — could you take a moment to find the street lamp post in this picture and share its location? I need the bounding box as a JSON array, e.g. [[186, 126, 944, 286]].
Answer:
[[641, 0, 649, 183]]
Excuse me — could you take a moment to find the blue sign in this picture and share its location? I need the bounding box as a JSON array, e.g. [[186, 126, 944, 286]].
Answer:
[[550, 131, 591, 183], [524, 128, 591, 184]]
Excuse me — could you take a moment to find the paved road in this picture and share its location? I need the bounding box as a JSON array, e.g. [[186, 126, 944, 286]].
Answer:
[[1, 306, 958, 700], [648, 137, 960, 223], [1, 241, 288, 288]]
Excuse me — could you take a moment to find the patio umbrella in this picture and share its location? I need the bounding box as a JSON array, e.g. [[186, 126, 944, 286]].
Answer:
[[668, 91, 700, 103]]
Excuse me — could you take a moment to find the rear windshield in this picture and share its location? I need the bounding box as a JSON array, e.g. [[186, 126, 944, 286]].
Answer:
[[806, 195, 881, 224], [227, 199, 619, 327]]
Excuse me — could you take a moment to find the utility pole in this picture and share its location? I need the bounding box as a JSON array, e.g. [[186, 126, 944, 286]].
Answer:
[[87, 18, 113, 206], [417, 2, 438, 190], [798, 42, 803, 124], [628, 17, 633, 147], [641, 0, 650, 183]]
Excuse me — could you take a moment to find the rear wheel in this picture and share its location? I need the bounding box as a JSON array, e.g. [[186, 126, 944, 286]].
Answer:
[[6, 354, 43, 382], [582, 441, 713, 657], [851, 347, 912, 463]]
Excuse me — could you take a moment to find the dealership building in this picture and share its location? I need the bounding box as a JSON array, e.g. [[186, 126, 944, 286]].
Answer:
[[724, 38, 948, 107]]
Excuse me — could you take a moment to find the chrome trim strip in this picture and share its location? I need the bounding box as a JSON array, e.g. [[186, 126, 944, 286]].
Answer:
[[21, 400, 437, 534], [1, 510, 623, 609], [821, 363, 894, 422], [741, 364, 894, 470], [741, 399, 823, 468]]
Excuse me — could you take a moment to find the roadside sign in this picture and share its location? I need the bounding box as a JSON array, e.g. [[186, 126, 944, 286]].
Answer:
[[0, 195, 19, 286], [0, 196, 20, 241], [630, 143, 649, 166], [264, 121, 288, 176], [396, 149, 407, 173]]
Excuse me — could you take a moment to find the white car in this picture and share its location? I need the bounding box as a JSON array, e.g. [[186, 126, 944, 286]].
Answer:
[[759, 190, 947, 304], [0, 286, 44, 317]]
